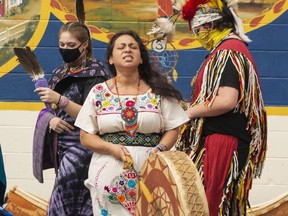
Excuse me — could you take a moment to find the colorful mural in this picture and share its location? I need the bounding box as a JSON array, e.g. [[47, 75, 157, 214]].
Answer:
[[0, 0, 287, 113]]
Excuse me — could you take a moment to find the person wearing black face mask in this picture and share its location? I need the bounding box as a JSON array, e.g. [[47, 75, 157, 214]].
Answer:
[[59, 43, 84, 63], [32, 1, 111, 215]]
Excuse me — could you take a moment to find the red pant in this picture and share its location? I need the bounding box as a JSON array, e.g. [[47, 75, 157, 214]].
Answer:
[[203, 134, 238, 216]]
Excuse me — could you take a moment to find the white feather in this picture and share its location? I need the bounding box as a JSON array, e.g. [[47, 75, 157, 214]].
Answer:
[[170, 0, 188, 11], [147, 17, 175, 43], [230, 8, 252, 43]]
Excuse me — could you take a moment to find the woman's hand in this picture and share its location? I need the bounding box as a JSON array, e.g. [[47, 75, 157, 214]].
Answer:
[[34, 87, 60, 104], [150, 147, 160, 154], [108, 144, 130, 162], [49, 117, 74, 134]]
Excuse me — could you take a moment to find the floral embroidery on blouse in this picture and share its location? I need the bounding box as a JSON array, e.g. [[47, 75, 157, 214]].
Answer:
[[104, 170, 137, 216], [92, 83, 161, 115]]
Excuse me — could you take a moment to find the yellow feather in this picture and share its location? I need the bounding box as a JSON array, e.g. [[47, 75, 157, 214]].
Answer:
[[172, 69, 178, 82], [208, 0, 224, 12]]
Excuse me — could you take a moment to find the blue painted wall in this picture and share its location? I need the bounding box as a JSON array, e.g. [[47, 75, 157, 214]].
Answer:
[[1, 9, 288, 106]]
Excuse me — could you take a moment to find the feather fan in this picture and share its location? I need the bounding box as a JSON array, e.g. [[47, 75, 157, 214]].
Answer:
[[13, 46, 45, 81], [13, 46, 52, 110]]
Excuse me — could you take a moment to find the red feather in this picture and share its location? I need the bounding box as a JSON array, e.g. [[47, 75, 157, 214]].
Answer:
[[182, 0, 210, 21]]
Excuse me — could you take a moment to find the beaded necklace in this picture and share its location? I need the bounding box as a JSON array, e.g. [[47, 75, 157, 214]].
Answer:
[[114, 77, 141, 137], [60, 66, 90, 79], [60, 56, 90, 79]]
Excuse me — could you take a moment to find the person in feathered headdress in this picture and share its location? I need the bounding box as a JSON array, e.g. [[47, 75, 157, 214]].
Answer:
[[175, 0, 267, 215]]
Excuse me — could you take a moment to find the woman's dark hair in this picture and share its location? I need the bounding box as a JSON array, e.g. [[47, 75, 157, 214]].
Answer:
[[58, 22, 92, 60], [106, 30, 184, 101]]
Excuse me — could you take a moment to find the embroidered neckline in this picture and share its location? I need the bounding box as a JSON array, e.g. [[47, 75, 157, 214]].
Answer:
[[114, 77, 141, 107], [114, 77, 141, 137]]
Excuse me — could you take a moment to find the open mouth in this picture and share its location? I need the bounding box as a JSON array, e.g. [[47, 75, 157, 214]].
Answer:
[[123, 55, 133, 60]]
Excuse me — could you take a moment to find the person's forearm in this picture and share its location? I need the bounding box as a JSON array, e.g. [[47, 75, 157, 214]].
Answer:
[[61, 100, 81, 119], [186, 101, 233, 119], [158, 127, 179, 150], [187, 86, 238, 119], [80, 130, 113, 154], [80, 130, 131, 161]]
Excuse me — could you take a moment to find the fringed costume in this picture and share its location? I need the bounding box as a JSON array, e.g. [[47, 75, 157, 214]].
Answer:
[[178, 38, 267, 215], [168, 0, 268, 214]]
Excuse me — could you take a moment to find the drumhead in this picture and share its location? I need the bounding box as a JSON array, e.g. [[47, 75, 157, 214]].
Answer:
[[136, 151, 209, 215]]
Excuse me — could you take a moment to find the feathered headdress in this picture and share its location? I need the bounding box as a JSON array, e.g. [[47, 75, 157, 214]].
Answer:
[[76, 0, 91, 38], [182, 0, 210, 28], [181, 0, 251, 42], [148, 0, 250, 43], [76, 0, 85, 24], [75, 0, 93, 58], [147, 0, 222, 42]]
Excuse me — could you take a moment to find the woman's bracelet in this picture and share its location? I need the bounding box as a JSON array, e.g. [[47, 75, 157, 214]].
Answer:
[[56, 94, 62, 105], [58, 96, 70, 109], [154, 143, 168, 152]]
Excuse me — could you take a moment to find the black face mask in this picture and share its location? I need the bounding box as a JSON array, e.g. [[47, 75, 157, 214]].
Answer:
[[59, 43, 83, 63]]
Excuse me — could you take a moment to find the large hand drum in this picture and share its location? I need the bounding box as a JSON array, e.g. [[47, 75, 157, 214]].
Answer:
[[136, 151, 209, 216], [5, 186, 48, 216]]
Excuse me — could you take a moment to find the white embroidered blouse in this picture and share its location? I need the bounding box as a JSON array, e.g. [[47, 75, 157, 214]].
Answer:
[[75, 82, 189, 135]]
